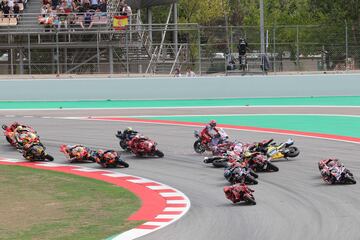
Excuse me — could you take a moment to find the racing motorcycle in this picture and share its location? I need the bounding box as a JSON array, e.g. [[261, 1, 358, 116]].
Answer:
[[224, 184, 256, 205], [115, 130, 138, 151], [224, 166, 258, 185], [320, 162, 356, 185], [60, 144, 95, 162], [244, 152, 279, 172], [203, 149, 243, 168], [23, 143, 54, 162], [2, 124, 16, 146], [265, 139, 300, 160], [193, 128, 229, 154], [2, 124, 38, 148], [128, 136, 164, 158], [94, 150, 129, 168]]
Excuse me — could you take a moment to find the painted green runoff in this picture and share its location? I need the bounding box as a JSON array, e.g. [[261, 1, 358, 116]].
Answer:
[[140, 115, 360, 138], [0, 165, 141, 240], [0, 96, 360, 109]]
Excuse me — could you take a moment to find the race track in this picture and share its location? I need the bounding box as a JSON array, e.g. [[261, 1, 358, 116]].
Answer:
[[1, 108, 360, 240]]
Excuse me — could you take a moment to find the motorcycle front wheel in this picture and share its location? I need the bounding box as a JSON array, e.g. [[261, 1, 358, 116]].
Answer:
[[243, 194, 256, 205], [267, 162, 279, 172], [118, 160, 129, 168], [154, 150, 164, 158], [44, 154, 54, 161], [193, 140, 206, 154]]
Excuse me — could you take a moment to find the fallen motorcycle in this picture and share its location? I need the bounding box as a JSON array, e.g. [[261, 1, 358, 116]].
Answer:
[[265, 139, 300, 160], [244, 152, 279, 172]]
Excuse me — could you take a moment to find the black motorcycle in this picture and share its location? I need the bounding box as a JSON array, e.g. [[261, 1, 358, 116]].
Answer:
[[23, 143, 54, 162], [115, 130, 138, 151]]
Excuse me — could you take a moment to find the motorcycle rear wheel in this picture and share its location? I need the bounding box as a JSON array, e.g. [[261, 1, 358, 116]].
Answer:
[[267, 162, 279, 172], [155, 150, 164, 158], [119, 140, 130, 151], [286, 146, 300, 158], [212, 158, 228, 168], [243, 195, 256, 205], [245, 175, 258, 185], [249, 169, 259, 179], [193, 140, 206, 154]]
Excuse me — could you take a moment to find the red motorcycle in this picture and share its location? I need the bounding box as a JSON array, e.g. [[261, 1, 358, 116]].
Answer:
[[60, 144, 95, 163], [2, 123, 37, 147], [2, 124, 16, 146], [128, 135, 164, 158], [243, 152, 279, 172], [224, 183, 256, 205], [193, 128, 230, 154]]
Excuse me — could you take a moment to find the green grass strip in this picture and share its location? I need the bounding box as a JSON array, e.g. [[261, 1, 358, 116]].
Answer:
[[0, 165, 142, 240]]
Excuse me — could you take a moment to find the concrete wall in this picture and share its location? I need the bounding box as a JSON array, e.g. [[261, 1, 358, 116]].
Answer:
[[1, 74, 359, 101]]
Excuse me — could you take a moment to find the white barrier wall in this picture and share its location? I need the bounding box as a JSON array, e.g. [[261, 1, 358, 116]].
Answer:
[[2, 74, 359, 101]]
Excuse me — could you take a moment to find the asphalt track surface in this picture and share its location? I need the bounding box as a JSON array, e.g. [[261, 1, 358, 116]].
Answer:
[[1, 108, 360, 240]]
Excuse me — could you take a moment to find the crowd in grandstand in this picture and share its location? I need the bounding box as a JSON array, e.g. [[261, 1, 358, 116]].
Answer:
[[38, 0, 131, 30], [0, 0, 25, 24]]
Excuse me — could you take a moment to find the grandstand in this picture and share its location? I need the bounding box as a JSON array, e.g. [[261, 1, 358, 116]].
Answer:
[[0, 0, 181, 74]]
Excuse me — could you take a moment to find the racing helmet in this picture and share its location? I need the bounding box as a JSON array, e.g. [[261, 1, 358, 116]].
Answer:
[[125, 127, 133, 132], [209, 120, 217, 128]]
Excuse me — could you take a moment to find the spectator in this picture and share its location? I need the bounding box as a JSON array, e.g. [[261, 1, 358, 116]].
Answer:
[[13, 3, 20, 18], [186, 67, 196, 77], [98, 0, 106, 13], [88, 7, 100, 28], [3, 3, 10, 17], [123, 3, 131, 16], [90, 0, 97, 10], [41, 5, 47, 16], [118, 0, 125, 14], [71, 0, 81, 12], [51, 0, 59, 10], [58, 7, 68, 29], [226, 52, 236, 70], [237, 38, 248, 56], [79, 10, 92, 29], [174, 68, 182, 77], [82, 0, 90, 11], [8, 0, 14, 11]]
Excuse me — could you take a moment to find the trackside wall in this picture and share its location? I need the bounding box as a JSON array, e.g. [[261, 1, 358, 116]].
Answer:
[[1, 74, 359, 101]]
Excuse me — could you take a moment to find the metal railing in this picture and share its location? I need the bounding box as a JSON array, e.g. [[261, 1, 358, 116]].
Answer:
[[0, 23, 359, 75]]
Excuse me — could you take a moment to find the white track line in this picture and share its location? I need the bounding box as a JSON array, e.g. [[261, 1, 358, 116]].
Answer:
[[1, 105, 360, 111]]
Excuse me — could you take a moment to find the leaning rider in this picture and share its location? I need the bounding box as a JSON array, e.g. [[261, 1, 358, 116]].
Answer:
[[123, 127, 138, 141], [200, 120, 220, 146]]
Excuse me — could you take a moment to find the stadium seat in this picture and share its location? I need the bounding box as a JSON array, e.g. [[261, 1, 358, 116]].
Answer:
[[9, 18, 17, 26]]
